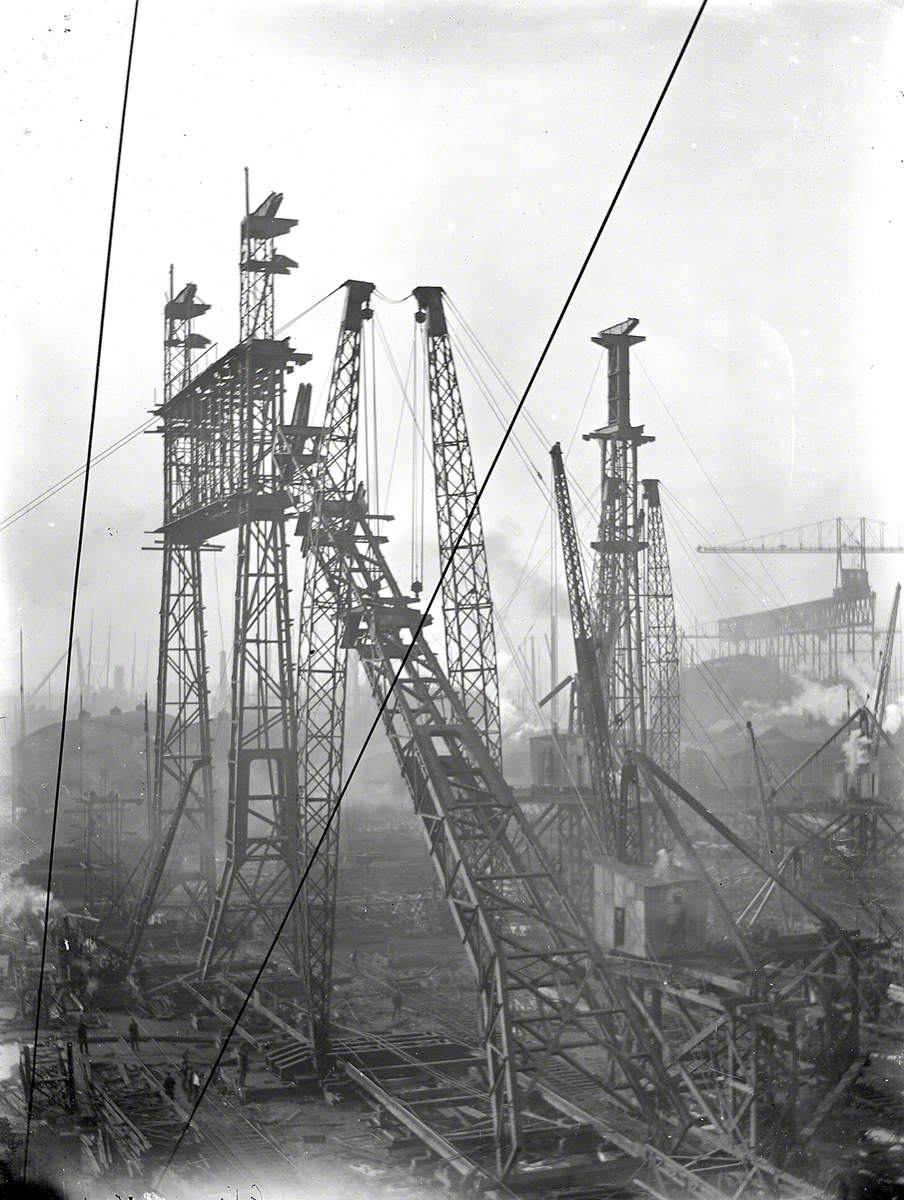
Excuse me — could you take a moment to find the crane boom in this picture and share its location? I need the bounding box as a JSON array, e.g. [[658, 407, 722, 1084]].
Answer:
[[278, 430, 699, 1177], [414, 287, 502, 764], [871, 582, 901, 752], [550, 443, 622, 862]]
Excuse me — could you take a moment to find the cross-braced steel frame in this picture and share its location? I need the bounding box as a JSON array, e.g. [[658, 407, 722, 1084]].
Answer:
[[279, 457, 853, 1195], [290, 280, 374, 1061], [550, 441, 621, 882], [587, 319, 663, 862], [283, 481, 694, 1177], [152, 280, 216, 918], [414, 287, 503, 765], [196, 191, 308, 975], [643, 479, 681, 780]]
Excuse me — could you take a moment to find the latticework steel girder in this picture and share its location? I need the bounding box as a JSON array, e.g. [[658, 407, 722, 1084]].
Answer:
[[152, 282, 216, 918], [550, 442, 621, 880], [198, 192, 302, 976], [587, 319, 661, 863], [291, 280, 374, 1061], [642, 480, 681, 781], [414, 287, 502, 765], [281, 473, 700, 1176]]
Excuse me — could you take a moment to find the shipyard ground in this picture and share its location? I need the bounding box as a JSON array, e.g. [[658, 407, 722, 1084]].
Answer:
[[3, 810, 904, 1199]]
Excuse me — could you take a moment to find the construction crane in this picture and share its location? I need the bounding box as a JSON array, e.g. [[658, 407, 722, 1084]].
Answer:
[[292, 279, 374, 1064], [871, 582, 901, 750], [642, 479, 680, 780], [550, 442, 623, 868], [584, 318, 672, 861], [698, 516, 904, 566], [696, 518, 904, 678], [281, 440, 696, 1178], [150, 274, 217, 919], [414, 287, 502, 765], [197, 188, 310, 976]]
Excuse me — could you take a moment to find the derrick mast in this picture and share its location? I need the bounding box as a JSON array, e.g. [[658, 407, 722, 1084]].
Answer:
[[293, 280, 374, 1060], [414, 287, 502, 764], [152, 276, 216, 916]]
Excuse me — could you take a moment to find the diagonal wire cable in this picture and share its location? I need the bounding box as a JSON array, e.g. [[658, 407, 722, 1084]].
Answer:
[[22, 0, 141, 1178], [155, 1, 710, 1179]]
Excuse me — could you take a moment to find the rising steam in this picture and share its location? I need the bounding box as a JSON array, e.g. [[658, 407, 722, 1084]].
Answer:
[[842, 729, 870, 775]]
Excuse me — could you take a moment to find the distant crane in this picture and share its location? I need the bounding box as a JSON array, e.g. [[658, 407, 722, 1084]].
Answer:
[[696, 517, 904, 679]]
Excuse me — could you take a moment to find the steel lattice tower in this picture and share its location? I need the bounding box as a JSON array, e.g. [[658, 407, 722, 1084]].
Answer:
[[414, 287, 502, 764], [293, 280, 374, 1061], [198, 190, 309, 974], [152, 277, 217, 916], [586, 319, 658, 862], [550, 443, 620, 880], [642, 479, 681, 779]]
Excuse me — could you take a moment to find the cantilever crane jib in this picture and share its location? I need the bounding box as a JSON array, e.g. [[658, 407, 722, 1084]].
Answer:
[[550, 441, 623, 864]]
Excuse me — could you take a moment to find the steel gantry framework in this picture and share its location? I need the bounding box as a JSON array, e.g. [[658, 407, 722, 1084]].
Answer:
[[186, 190, 310, 975], [151, 276, 217, 916], [696, 518, 904, 681], [141, 194, 876, 1197], [642, 479, 681, 780], [291, 280, 374, 1061], [414, 286, 503, 765]]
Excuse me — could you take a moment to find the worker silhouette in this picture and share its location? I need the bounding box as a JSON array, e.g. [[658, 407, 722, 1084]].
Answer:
[[76, 1017, 89, 1056], [127, 1017, 140, 1053]]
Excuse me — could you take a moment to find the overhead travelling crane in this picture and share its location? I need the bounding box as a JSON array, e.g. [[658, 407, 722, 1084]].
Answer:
[[696, 517, 904, 679]]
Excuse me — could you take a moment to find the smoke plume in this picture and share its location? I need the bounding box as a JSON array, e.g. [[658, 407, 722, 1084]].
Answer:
[[842, 729, 870, 775]]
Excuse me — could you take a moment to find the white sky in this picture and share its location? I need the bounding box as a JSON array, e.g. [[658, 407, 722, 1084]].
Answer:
[[3, 0, 904, 713]]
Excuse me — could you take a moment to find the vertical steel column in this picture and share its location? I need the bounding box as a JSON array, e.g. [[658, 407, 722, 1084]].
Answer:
[[586, 319, 657, 862], [414, 287, 502, 765], [152, 280, 216, 916], [295, 280, 374, 1060]]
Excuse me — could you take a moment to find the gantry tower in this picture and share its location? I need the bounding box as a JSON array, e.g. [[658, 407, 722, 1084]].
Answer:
[[191, 188, 310, 974], [152, 275, 217, 915]]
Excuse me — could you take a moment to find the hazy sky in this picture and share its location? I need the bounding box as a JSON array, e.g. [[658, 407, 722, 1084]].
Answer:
[[4, 0, 903, 717]]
